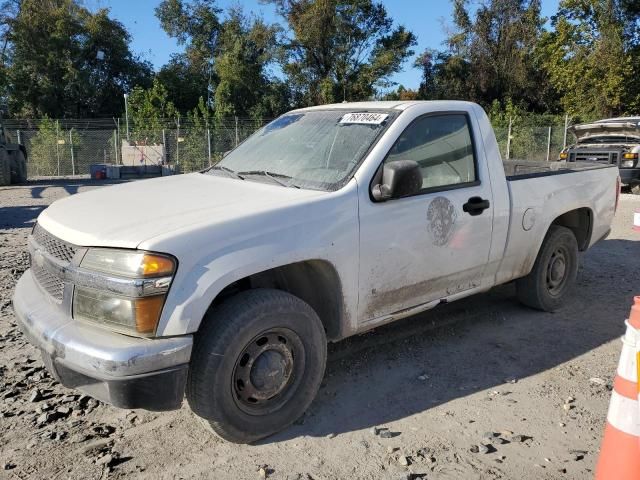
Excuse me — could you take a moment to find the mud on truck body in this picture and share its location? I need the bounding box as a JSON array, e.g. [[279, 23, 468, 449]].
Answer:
[[560, 117, 640, 194]]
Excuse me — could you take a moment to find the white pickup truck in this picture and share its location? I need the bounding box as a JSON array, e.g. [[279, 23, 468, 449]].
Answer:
[[13, 101, 619, 443]]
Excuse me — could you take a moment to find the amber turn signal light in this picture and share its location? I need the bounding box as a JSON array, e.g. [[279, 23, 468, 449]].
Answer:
[[134, 295, 166, 334], [141, 254, 175, 277]]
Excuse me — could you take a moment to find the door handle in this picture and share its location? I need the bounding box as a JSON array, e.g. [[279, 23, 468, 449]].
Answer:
[[463, 196, 490, 216]]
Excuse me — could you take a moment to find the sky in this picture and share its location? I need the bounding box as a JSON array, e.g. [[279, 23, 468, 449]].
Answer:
[[90, 0, 561, 90]]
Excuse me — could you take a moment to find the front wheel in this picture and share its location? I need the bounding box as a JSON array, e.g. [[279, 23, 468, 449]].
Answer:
[[516, 225, 578, 312], [187, 289, 327, 443]]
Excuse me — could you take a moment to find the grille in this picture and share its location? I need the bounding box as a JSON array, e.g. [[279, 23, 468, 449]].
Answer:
[[32, 224, 77, 263], [571, 150, 619, 164], [31, 264, 64, 302]]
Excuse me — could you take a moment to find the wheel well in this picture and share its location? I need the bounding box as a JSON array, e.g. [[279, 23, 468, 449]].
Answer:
[[551, 208, 592, 251], [209, 260, 344, 341]]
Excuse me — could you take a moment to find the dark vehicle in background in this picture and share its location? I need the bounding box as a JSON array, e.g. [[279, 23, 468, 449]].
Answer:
[[560, 117, 640, 194], [0, 116, 27, 186]]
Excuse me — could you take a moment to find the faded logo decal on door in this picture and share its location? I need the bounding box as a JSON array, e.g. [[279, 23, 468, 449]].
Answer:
[[427, 196, 457, 246]]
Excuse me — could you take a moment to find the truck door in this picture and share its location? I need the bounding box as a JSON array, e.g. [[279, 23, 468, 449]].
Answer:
[[358, 112, 494, 323]]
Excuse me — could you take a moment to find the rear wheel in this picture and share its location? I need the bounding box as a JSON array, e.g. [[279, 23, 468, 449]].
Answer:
[[9, 150, 27, 183], [516, 225, 578, 312], [187, 289, 327, 443]]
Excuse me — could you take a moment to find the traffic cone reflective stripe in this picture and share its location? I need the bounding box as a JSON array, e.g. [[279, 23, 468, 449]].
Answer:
[[595, 298, 640, 479], [606, 390, 640, 437]]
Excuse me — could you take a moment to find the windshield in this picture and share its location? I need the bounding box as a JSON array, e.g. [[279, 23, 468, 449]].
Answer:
[[206, 110, 392, 191]]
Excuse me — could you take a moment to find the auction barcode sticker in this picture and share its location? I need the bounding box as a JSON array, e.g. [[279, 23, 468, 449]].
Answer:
[[340, 112, 389, 125]]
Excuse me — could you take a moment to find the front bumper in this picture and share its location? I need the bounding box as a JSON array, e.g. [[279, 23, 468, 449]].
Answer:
[[12, 270, 193, 411], [619, 168, 640, 187]]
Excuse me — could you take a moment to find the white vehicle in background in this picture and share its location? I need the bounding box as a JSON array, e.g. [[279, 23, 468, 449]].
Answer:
[[560, 117, 640, 194], [13, 101, 619, 443]]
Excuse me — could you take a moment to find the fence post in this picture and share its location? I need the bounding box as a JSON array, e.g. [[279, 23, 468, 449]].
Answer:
[[69, 129, 75, 175], [563, 114, 569, 149], [162, 129, 166, 165], [546, 126, 552, 162], [207, 128, 212, 167], [116, 118, 121, 165], [235, 116, 239, 147], [55, 120, 61, 176], [506, 116, 512, 160], [176, 118, 180, 168], [16, 130, 21, 145], [113, 129, 118, 165]]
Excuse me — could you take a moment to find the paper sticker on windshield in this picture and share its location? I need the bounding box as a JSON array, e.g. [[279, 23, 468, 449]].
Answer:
[[339, 112, 389, 125]]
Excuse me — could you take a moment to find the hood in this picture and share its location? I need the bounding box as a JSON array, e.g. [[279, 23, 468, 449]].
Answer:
[[37, 173, 325, 249], [569, 121, 640, 142]]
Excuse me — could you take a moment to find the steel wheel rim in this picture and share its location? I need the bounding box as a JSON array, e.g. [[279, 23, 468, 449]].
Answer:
[[546, 247, 569, 296], [232, 328, 304, 415]]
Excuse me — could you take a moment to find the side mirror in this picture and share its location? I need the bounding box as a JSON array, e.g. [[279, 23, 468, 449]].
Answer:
[[371, 160, 422, 201]]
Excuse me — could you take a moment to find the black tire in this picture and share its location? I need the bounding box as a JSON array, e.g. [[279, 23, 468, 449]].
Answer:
[[516, 225, 578, 312], [187, 289, 327, 444], [9, 150, 27, 184], [0, 152, 10, 186]]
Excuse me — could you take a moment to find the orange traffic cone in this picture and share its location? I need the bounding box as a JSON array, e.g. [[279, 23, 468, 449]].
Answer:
[[595, 296, 640, 479]]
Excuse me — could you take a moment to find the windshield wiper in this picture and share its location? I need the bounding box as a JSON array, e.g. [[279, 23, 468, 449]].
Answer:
[[236, 170, 300, 188], [206, 165, 244, 180]]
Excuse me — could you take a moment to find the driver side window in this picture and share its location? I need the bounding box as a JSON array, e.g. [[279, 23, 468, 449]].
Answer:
[[385, 114, 477, 190]]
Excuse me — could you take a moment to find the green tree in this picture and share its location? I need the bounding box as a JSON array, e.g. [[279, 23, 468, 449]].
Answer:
[[27, 117, 82, 176], [180, 97, 213, 173], [538, 0, 632, 118], [213, 9, 284, 122], [157, 55, 210, 114], [127, 78, 177, 144], [156, 1, 287, 120], [156, 0, 221, 111], [3, 0, 152, 117], [417, 0, 552, 112], [267, 0, 416, 105]]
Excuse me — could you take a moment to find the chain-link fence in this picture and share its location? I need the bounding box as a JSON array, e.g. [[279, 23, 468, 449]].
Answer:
[[493, 123, 569, 163], [2, 115, 574, 180], [2, 117, 270, 179]]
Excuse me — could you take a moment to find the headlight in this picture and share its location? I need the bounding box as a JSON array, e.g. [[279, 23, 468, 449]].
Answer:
[[81, 248, 175, 277], [622, 160, 636, 168], [73, 249, 176, 336], [73, 287, 166, 335]]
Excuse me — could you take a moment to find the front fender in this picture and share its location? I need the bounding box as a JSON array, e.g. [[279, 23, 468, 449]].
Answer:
[[146, 184, 360, 337]]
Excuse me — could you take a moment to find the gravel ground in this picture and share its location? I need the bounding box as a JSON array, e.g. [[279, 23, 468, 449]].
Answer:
[[1, 180, 639, 480]]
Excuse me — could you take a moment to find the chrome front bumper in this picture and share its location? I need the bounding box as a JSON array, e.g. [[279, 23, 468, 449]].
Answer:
[[12, 271, 193, 410]]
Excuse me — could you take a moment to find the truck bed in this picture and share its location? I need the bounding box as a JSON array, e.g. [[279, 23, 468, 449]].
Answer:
[[503, 160, 616, 180]]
